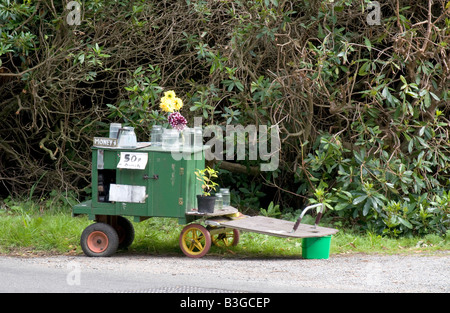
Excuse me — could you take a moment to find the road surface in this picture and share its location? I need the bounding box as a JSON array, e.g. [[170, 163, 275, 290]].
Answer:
[[0, 252, 448, 293]]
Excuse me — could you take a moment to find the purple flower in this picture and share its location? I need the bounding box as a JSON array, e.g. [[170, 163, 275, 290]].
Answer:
[[168, 112, 187, 130]]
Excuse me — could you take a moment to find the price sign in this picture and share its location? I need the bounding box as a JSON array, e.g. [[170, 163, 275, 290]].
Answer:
[[117, 152, 148, 169]]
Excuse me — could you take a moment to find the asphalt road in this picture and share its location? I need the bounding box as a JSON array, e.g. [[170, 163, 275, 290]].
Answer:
[[0, 252, 448, 293]]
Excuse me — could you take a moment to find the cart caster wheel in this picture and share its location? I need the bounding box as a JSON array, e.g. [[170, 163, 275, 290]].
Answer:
[[81, 223, 119, 257], [179, 224, 211, 258], [211, 229, 240, 247]]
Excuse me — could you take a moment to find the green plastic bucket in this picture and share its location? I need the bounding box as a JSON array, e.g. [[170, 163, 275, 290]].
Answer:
[[302, 235, 332, 259]]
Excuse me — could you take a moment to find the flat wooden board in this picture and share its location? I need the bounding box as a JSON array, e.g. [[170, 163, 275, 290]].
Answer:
[[186, 206, 238, 217], [219, 216, 338, 238]]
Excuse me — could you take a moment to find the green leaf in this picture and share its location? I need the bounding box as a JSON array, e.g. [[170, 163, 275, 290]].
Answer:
[[364, 37, 372, 52], [78, 53, 85, 64], [363, 199, 371, 216], [429, 92, 440, 101], [416, 136, 429, 148], [419, 126, 426, 136], [400, 75, 407, 85], [239, 187, 250, 193], [335, 202, 349, 211], [398, 217, 413, 229], [353, 195, 368, 205], [358, 62, 370, 76], [382, 86, 394, 105]]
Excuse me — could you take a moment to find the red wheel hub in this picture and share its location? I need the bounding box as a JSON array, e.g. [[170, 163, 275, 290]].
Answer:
[[87, 231, 109, 253]]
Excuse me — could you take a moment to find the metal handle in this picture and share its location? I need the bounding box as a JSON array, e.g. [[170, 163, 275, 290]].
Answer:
[[116, 128, 124, 139], [291, 203, 324, 233], [143, 174, 159, 180]]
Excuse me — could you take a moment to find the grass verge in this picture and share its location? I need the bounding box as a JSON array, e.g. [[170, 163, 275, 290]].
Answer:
[[0, 206, 448, 257]]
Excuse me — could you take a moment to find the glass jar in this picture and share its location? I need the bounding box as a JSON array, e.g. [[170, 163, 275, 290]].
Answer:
[[220, 188, 230, 206], [117, 127, 137, 148], [162, 128, 180, 150], [182, 127, 194, 148], [109, 123, 122, 139], [214, 193, 223, 210], [151, 125, 163, 146], [194, 126, 203, 147]]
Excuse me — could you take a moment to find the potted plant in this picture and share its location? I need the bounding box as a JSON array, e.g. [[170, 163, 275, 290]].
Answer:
[[195, 167, 219, 213]]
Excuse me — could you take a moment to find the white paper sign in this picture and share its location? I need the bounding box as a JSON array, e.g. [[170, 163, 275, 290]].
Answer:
[[109, 184, 147, 203], [117, 152, 148, 169]]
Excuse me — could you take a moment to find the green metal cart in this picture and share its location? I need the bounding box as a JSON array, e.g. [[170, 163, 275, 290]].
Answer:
[[73, 143, 220, 257], [73, 143, 338, 258]]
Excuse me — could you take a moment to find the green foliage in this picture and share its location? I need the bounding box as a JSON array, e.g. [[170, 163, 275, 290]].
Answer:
[[0, 0, 37, 59], [233, 180, 266, 213], [260, 201, 281, 218], [195, 167, 219, 196], [106, 64, 164, 136], [1, 0, 449, 238], [188, 84, 219, 120], [299, 130, 450, 236]]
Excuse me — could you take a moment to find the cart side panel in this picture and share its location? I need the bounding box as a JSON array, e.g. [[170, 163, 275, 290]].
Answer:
[[151, 151, 184, 218]]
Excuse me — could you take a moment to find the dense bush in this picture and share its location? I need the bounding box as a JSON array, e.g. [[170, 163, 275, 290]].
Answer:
[[0, 0, 449, 236]]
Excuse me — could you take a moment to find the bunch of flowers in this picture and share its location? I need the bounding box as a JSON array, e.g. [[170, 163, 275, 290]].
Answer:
[[167, 112, 187, 131], [159, 90, 187, 130]]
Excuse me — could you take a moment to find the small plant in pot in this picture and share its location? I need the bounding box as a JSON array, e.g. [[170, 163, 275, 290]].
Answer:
[[195, 167, 219, 213]]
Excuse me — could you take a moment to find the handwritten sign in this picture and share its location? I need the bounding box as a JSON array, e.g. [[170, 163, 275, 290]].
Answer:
[[117, 152, 148, 169], [93, 137, 117, 148]]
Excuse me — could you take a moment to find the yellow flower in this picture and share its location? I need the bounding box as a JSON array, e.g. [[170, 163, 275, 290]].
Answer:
[[159, 90, 184, 113], [160, 97, 174, 113], [173, 97, 183, 110], [164, 90, 176, 100]]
